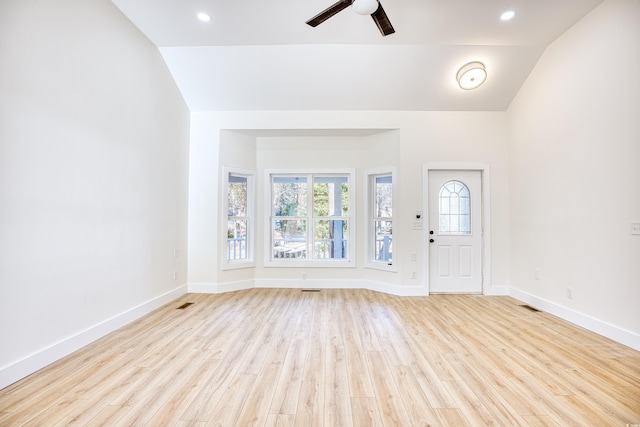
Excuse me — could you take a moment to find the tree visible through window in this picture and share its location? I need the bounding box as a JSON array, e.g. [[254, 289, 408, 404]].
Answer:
[[227, 174, 248, 260], [270, 173, 351, 261], [373, 174, 392, 262], [224, 167, 255, 267]]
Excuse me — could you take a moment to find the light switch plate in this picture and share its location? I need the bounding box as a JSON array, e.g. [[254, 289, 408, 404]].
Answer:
[[632, 222, 640, 235]]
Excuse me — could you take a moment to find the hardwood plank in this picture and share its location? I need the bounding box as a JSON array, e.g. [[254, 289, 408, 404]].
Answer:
[[270, 338, 307, 415], [143, 355, 222, 426], [301, 298, 327, 384], [235, 363, 281, 427], [294, 381, 324, 427], [353, 312, 382, 352], [505, 376, 584, 427], [390, 365, 442, 426], [366, 351, 412, 426], [179, 339, 251, 422], [521, 414, 561, 427], [351, 397, 384, 426], [265, 413, 296, 427], [50, 366, 151, 426], [440, 379, 497, 426], [409, 361, 459, 409], [205, 373, 257, 426], [342, 304, 375, 398], [325, 345, 353, 427], [112, 348, 211, 426], [434, 408, 472, 426], [441, 351, 529, 426], [83, 404, 131, 426]]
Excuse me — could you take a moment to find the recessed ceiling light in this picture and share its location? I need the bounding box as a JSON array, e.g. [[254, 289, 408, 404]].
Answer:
[[500, 10, 515, 21], [197, 12, 211, 22]]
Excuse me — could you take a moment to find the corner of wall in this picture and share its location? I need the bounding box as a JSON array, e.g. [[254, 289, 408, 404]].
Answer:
[[0, 285, 187, 390]]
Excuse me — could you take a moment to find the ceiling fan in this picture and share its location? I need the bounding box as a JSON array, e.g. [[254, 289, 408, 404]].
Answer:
[[306, 0, 395, 36]]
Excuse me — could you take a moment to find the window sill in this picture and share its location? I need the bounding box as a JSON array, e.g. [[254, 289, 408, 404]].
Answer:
[[265, 259, 355, 268], [365, 261, 397, 273], [222, 261, 256, 270]]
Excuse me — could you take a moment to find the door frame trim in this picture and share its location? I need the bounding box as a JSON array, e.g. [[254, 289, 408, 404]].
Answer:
[[422, 163, 491, 295]]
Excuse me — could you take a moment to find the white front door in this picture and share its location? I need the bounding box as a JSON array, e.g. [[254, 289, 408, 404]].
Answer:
[[428, 170, 482, 293]]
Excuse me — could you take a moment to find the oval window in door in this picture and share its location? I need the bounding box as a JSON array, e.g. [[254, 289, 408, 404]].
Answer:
[[439, 180, 471, 235]]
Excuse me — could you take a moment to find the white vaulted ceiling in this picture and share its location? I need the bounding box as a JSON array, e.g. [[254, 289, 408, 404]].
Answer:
[[110, 0, 603, 112]]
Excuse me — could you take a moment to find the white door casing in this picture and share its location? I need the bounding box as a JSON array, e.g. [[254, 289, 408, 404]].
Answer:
[[427, 169, 483, 294]]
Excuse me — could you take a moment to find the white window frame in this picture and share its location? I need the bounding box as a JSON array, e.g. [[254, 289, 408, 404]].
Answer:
[[264, 168, 356, 268], [365, 167, 397, 272], [222, 166, 256, 270]]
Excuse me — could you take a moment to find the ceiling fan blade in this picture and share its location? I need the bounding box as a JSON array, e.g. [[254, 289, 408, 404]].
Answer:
[[306, 0, 352, 27], [371, 2, 395, 36]]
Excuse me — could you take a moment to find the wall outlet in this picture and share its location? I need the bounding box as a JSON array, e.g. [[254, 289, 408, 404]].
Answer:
[[567, 287, 573, 299], [632, 222, 640, 235], [411, 271, 417, 279], [302, 272, 307, 280], [411, 253, 417, 262], [534, 269, 540, 280]]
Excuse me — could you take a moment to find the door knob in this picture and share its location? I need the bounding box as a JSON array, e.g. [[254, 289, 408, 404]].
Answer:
[[429, 239, 434, 243]]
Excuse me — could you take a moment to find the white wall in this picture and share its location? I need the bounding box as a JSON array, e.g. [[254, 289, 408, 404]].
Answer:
[[508, 0, 640, 348], [0, 0, 190, 387], [188, 111, 510, 296]]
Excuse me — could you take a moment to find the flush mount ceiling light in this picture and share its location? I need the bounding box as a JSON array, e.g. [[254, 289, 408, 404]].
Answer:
[[352, 0, 379, 15], [456, 61, 487, 90]]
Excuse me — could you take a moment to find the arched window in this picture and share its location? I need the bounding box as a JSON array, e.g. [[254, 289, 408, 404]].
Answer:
[[439, 180, 471, 235]]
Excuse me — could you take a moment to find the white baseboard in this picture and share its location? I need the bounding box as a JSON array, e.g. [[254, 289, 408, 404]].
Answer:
[[509, 287, 640, 351], [485, 285, 509, 296], [191, 279, 427, 296], [0, 284, 188, 390], [188, 280, 254, 294]]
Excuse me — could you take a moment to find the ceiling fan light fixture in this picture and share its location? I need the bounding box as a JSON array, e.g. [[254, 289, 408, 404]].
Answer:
[[456, 61, 487, 90], [352, 0, 379, 15]]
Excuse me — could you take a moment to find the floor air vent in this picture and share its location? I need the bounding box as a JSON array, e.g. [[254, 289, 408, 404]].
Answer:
[[177, 302, 194, 309], [520, 304, 540, 312], [301, 289, 321, 292]]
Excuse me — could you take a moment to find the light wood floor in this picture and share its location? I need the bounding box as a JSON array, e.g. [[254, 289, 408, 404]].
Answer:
[[1, 289, 639, 426]]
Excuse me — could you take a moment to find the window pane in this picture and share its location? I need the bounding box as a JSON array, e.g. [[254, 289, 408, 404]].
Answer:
[[439, 215, 449, 232], [313, 176, 348, 217], [461, 196, 470, 214], [375, 176, 392, 218], [273, 177, 307, 216], [440, 198, 449, 214], [273, 219, 306, 259], [227, 219, 247, 260], [450, 216, 460, 233], [374, 220, 392, 261], [228, 175, 247, 217], [313, 219, 348, 259], [439, 180, 471, 235], [461, 214, 471, 234], [450, 194, 460, 214]]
